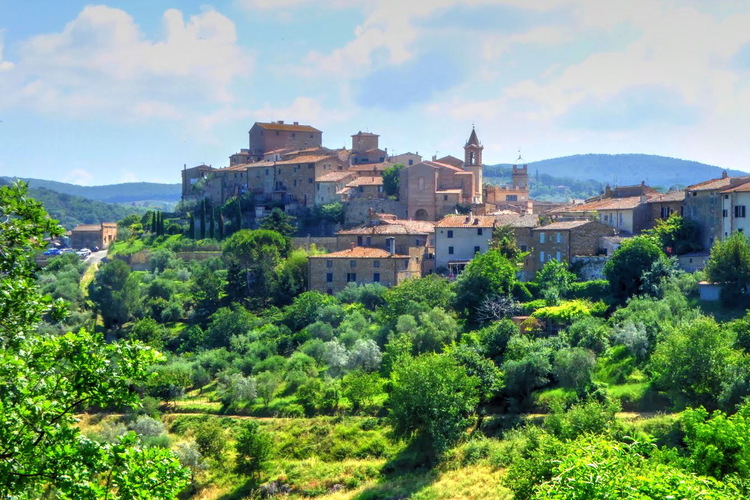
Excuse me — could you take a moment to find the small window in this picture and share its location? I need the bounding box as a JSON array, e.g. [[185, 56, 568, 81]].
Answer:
[[556, 251, 561, 261], [725, 195, 729, 199], [447, 230, 454, 238], [540, 251, 545, 262], [265, 169, 269, 175], [474, 246, 480, 254], [736, 205, 747, 218], [444, 195, 448, 201], [373, 272, 380, 283], [722, 209, 728, 218], [373, 260, 380, 268], [477, 228, 483, 236], [448, 246, 454, 255], [350, 260, 357, 268], [326, 273, 333, 283], [506, 194, 518, 202], [520, 245, 527, 252], [539, 232, 545, 243], [309, 178, 313, 184], [556, 232, 562, 243], [326, 260, 333, 269], [347, 273, 357, 282], [366, 236, 372, 246]]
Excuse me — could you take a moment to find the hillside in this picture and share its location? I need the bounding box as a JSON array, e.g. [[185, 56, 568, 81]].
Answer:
[[0, 177, 181, 204], [487, 153, 747, 188], [0, 179, 145, 229]]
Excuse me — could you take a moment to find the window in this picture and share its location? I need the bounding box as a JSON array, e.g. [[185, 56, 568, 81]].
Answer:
[[265, 169, 269, 175], [556, 251, 561, 261], [619, 213, 623, 225], [556, 232, 562, 243], [347, 273, 357, 282], [448, 246, 454, 255], [373, 260, 380, 268], [444, 195, 449, 201], [418, 177, 425, 191], [326, 260, 333, 269], [723, 209, 728, 218], [310, 133, 313, 138], [409, 159, 413, 165], [366, 237, 371, 246], [736, 205, 747, 218], [447, 230, 454, 238], [357, 236, 363, 245], [309, 178, 313, 184], [506, 194, 518, 202], [477, 228, 483, 236], [539, 232, 545, 243], [474, 246, 480, 254], [350, 260, 357, 268], [292, 132, 296, 138], [540, 251, 545, 262], [520, 245, 527, 252], [359, 186, 364, 193], [373, 272, 380, 283], [725, 195, 729, 199], [326, 273, 333, 283], [661, 207, 671, 218]]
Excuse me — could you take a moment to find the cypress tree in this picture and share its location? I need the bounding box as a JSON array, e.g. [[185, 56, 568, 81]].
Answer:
[[209, 205, 215, 240], [200, 200, 206, 239], [218, 214, 225, 240], [188, 213, 195, 239], [235, 198, 242, 233]]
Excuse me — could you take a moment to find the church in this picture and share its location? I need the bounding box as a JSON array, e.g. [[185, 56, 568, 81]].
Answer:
[[398, 128, 486, 221]]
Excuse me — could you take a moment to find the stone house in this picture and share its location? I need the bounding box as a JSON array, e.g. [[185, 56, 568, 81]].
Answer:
[[315, 171, 356, 205], [493, 212, 540, 280], [308, 244, 421, 294], [684, 172, 750, 249], [646, 190, 685, 228], [70, 222, 118, 249], [341, 176, 384, 201], [389, 152, 422, 166], [350, 132, 387, 165], [553, 196, 652, 234], [483, 159, 531, 213], [248, 121, 322, 161], [434, 214, 495, 274], [527, 220, 616, 277], [273, 153, 345, 209]]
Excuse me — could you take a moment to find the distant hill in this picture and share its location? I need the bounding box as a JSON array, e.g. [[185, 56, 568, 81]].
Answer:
[[487, 154, 747, 188], [0, 177, 181, 204], [0, 178, 145, 230]]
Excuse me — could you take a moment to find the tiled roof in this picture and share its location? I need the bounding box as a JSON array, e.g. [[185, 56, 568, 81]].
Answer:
[[495, 213, 539, 228], [721, 180, 750, 193], [436, 155, 464, 168], [435, 215, 495, 228], [72, 224, 105, 232], [466, 128, 480, 146], [255, 122, 321, 133], [346, 177, 383, 187], [687, 176, 750, 192], [557, 196, 645, 212], [317, 171, 355, 183], [435, 188, 463, 194], [349, 162, 390, 172], [338, 220, 435, 236], [276, 154, 334, 165], [648, 190, 686, 202], [533, 220, 593, 231], [310, 246, 408, 259], [413, 160, 464, 173]]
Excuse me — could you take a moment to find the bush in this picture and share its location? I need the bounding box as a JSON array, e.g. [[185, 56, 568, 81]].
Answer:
[[543, 399, 621, 441], [194, 419, 227, 460], [235, 421, 273, 478], [567, 280, 609, 300]]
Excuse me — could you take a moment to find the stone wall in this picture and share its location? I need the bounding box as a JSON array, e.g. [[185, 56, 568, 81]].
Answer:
[[344, 199, 406, 227], [571, 255, 609, 281]]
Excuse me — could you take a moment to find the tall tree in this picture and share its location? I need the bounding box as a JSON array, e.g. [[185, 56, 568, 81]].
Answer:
[[260, 208, 297, 240], [0, 182, 188, 497], [89, 259, 140, 329], [223, 229, 288, 308], [453, 249, 518, 325], [382, 163, 404, 198], [199, 199, 206, 239], [706, 231, 750, 304], [604, 236, 667, 301]]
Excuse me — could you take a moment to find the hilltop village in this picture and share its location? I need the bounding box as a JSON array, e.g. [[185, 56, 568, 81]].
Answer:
[[182, 120, 742, 296]]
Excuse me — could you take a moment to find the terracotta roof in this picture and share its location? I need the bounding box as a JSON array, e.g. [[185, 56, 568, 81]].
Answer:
[[435, 215, 495, 228], [533, 220, 594, 231], [338, 220, 434, 236], [276, 154, 334, 165], [349, 162, 390, 172], [310, 246, 408, 259], [412, 160, 465, 173], [721, 180, 750, 193], [557, 196, 645, 212], [648, 190, 686, 202], [436, 155, 464, 168], [687, 176, 750, 192], [263, 147, 295, 156], [72, 223, 106, 232], [317, 171, 355, 183], [255, 122, 321, 133], [346, 177, 383, 187]]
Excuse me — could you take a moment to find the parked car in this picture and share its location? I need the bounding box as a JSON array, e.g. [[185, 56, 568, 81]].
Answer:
[[91, 246, 100, 252], [61, 248, 76, 254], [43, 248, 62, 256], [77, 248, 92, 258]]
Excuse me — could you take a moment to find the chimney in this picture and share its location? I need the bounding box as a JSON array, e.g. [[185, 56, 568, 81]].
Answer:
[[293, 121, 299, 125], [468, 210, 474, 223], [387, 237, 395, 255], [278, 120, 284, 124], [350, 241, 355, 250], [722, 170, 729, 179]]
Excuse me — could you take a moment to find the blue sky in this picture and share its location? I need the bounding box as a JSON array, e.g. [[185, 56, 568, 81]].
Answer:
[[2, 0, 750, 185]]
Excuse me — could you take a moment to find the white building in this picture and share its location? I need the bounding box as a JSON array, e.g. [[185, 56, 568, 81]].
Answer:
[[434, 214, 495, 275], [721, 181, 750, 238]]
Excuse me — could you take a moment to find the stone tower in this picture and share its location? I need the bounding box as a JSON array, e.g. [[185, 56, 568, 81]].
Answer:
[[464, 127, 484, 203], [512, 152, 528, 189]]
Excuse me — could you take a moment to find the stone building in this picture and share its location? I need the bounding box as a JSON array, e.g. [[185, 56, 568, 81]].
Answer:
[[70, 222, 117, 249], [336, 218, 434, 255], [350, 132, 387, 165], [308, 244, 421, 294], [315, 171, 356, 205], [528, 220, 615, 277], [483, 156, 531, 213], [493, 212, 540, 280], [434, 214, 495, 274], [247, 121, 322, 161], [685, 172, 750, 249], [341, 177, 384, 201], [720, 179, 750, 238], [646, 190, 685, 228]]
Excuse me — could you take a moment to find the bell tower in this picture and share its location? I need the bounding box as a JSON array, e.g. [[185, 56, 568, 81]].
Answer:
[[464, 126, 484, 203]]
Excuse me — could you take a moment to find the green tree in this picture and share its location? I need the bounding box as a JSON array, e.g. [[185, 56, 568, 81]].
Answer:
[[706, 231, 750, 304], [536, 259, 576, 298], [234, 421, 273, 479], [604, 236, 667, 301], [89, 259, 140, 328], [388, 353, 480, 459], [382, 163, 404, 198], [490, 225, 523, 262], [223, 229, 288, 307], [0, 182, 188, 497], [453, 249, 517, 324], [647, 213, 702, 255], [650, 316, 739, 409], [342, 370, 383, 413], [381, 274, 455, 321], [260, 207, 297, 240]]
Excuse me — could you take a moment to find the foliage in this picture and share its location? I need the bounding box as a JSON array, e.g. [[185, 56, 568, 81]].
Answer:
[[536, 259, 576, 297], [89, 259, 140, 328], [543, 399, 620, 440], [382, 163, 404, 198], [381, 274, 455, 321], [454, 250, 518, 324], [223, 229, 288, 308], [388, 353, 480, 458], [342, 370, 383, 412], [194, 419, 227, 460], [706, 231, 750, 304], [0, 182, 188, 497], [532, 299, 605, 326], [490, 225, 524, 262], [315, 201, 345, 224], [553, 347, 596, 391], [647, 213, 702, 255], [259, 207, 297, 240], [234, 421, 273, 478], [604, 236, 667, 301]]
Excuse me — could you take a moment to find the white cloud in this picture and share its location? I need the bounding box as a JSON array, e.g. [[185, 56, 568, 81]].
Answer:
[[0, 6, 252, 120], [64, 168, 94, 186]]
